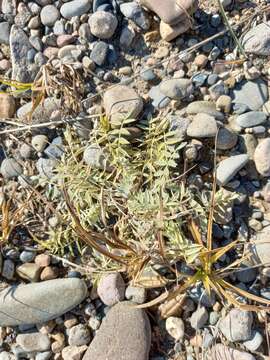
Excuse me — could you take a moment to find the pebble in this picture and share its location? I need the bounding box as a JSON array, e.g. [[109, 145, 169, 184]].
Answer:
[[16, 333, 50, 353], [209, 311, 220, 325], [40, 5, 60, 27], [160, 19, 190, 42], [31, 135, 48, 152], [103, 85, 143, 124], [35, 352, 52, 360], [0, 22, 10, 45], [40, 266, 58, 281], [140, 68, 156, 81], [68, 324, 91, 346], [165, 317, 185, 341], [0, 278, 88, 326], [16, 263, 41, 282], [97, 273, 125, 306], [120, 25, 136, 48], [36, 158, 57, 178], [149, 85, 170, 109], [190, 306, 208, 330], [44, 136, 64, 159], [89, 11, 118, 39], [216, 128, 238, 150], [187, 113, 217, 138], [254, 138, 270, 176], [125, 285, 147, 304], [0, 353, 15, 360], [159, 78, 193, 100], [20, 251, 36, 263], [210, 344, 256, 360], [88, 316, 101, 331], [10, 25, 38, 82], [242, 21, 270, 55], [35, 254, 51, 267], [83, 145, 108, 170], [120, 2, 150, 30], [169, 115, 190, 141], [232, 79, 268, 111], [219, 309, 253, 342], [2, 259, 15, 280], [186, 101, 224, 120], [62, 345, 88, 360], [243, 331, 263, 352], [0, 93, 16, 118], [60, 0, 91, 19], [216, 154, 249, 186], [1, 158, 23, 179], [194, 54, 208, 68], [251, 227, 270, 265], [216, 95, 232, 113], [82, 302, 151, 360], [236, 111, 267, 128], [90, 41, 108, 66], [236, 262, 257, 283]]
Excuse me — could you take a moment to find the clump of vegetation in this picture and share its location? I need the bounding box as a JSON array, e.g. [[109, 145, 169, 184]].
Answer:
[[34, 112, 270, 317]]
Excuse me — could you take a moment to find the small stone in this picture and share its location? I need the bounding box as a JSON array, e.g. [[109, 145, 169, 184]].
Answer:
[[36, 158, 57, 178], [186, 101, 224, 120], [216, 154, 249, 186], [103, 85, 143, 124], [216, 128, 238, 150], [40, 5, 60, 27], [160, 19, 190, 42], [120, 25, 135, 48], [125, 285, 147, 304], [89, 11, 118, 39], [31, 135, 48, 152], [83, 145, 108, 170], [0, 22, 10, 45], [62, 345, 88, 360], [120, 2, 150, 30], [97, 273, 125, 306], [16, 333, 50, 353], [90, 41, 108, 66], [0, 93, 16, 118], [165, 317, 184, 341], [44, 136, 64, 159], [169, 115, 190, 141], [2, 259, 15, 280], [216, 95, 232, 113], [209, 311, 220, 325], [35, 351, 52, 360], [190, 306, 208, 330], [68, 324, 91, 346], [194, 54, 208, 68], [149, 85, 170, 109], [35, 254, 51, 267], [243, 331, 263, 352], [82, 302, 151, 360], [1, 158, 22, 179], [187, 113, 217, 138], [0, 352, 15, 360], [236, 111, 267, 128], [154, 46, 169, 59], [254, 138, 270, 176], [242, 22, 270, 56], [40, 266, 58, 281], [210, 344, 256, 360], [20, 251, 36, 263], [88, 316, 101, 331], [219, 309, 253, 342], [60, 0, 91, 20], [0, 59, 11, 71], [160, 78, 193, 100], [16, 263, 41, 282]]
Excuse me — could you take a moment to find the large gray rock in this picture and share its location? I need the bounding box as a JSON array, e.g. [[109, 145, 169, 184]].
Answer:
[[159, 78, 193, 100], [186, 101, 224, 120], [216, 154, 249, 186], [242, 22, 270, 56], [187, 113, 217, 138], [236, 111, 267, 128], [219, 309, 253, 342], [89, 11, 118, 39], [0, 278, 88, 326], [82, 302, 151, 360], [232, 79, 268, 111], [10, 25, 38, 82]]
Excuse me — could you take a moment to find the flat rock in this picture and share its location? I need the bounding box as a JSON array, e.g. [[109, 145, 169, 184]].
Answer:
[[216, 154, 249, 186], [242, 22, 270, 56], [82, 302, 151, 360], [60, 0, 91, 19], [160, 18, 190, 42], [149, 85, 170, 109], [219, 309, 253, 342], [209, 344, 256, 360], [16, 333, 51, 353], [251, 227, 270, 265], [186, 101, 224, 120], [159, 78, 193, 100], [103, 85, 143, 124], [0, 278, 88, 326], [231, 79, 268, 111], [254, 138, 270, 176], [17, 98, 60, 124], [10, 25, 38, 82], [236, 111, 267, 128], [187, 113, 217, 138], [216, 128, 238, 150]]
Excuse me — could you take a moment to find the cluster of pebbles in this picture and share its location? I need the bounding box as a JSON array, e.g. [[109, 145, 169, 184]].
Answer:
[[1, 0, 270, 359]]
